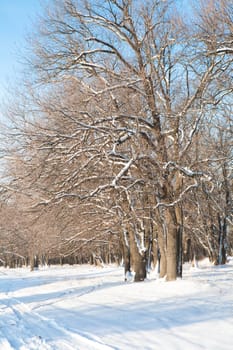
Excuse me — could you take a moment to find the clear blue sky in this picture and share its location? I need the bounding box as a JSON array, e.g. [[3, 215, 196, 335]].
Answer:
[[0, 0, 42, 100]]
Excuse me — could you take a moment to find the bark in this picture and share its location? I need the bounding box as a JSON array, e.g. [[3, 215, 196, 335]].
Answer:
[[144, 214, 153, 272], [157, 225, 167, 278], [175, 205, 183, 278], [133, 254, 147, 282], [121, 231, 131, 281], [217, 214, 227, 265], [30, 255, 39, 271], [176, 225, 183, 278], [151, 235, 159, 271], [165, 208, 178, 281], [184, 238, 193, 263], [128, 228, 147, 282], [159, 249, 167, 278]]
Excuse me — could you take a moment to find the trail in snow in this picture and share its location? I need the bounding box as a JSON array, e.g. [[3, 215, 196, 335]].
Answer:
[[0, 266, 116, 350], [0, 260, 233, 349]]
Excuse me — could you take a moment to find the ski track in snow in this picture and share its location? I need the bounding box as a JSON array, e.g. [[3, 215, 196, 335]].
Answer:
[[0, 267, 116, 350], [0, 261, 233, 349]]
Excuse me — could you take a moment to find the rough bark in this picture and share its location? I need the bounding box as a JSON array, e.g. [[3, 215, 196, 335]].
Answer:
[[128, 228, 147, 282], [165, 208, 178, 281], [121, 231, 131, 281]]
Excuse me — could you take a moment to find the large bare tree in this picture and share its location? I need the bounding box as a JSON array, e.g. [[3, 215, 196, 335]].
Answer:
[[1, 0, 232, 280]]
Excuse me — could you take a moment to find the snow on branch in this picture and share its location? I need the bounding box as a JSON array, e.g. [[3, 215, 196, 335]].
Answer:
[[207, 47, 233, 55], [154, 181, 199, 209], [112, 158, 134, 187], [163, 161, 207, 178], [180, 111, 203, 157]]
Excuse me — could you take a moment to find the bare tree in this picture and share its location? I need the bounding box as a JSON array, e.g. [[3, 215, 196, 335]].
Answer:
[[1, 0, 232, 281]]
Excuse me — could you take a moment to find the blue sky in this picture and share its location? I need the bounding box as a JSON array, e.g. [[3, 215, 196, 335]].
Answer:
[[0, 0, 191, 101], [0, 0, 42, 100]]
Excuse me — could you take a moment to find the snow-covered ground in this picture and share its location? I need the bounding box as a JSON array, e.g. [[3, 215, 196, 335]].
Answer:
[[0, 259, 233, 350]]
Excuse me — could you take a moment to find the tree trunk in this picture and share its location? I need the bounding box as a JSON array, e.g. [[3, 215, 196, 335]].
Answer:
[[157, 226, 167, 278], [30, 255, 39, 271], [217, 214, 227, 265], [184, 238, 192, 263], [128, 228, 147, 282], [159, 249, 167, 278], [134, 254, 147, 282], [165, 208, 178, 281], [121, 231, 131, 281], [151, 235, 159, 270], [176, 223, 183, 278]]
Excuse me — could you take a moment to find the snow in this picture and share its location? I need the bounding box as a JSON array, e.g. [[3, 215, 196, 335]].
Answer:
[[0, 259, 233, 350]]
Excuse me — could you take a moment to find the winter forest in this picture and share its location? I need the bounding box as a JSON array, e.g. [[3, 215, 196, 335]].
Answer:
[[0, 0, 232, 282]]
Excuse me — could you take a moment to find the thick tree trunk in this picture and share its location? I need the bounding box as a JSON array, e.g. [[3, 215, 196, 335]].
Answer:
[[30, 255, 39, 271], [121, 231, 131, 281], [151, 235, 159, 271], [128, 228, 147, 282], [159, 249, 167, 278], [176, 225, 183, 278], [165, 208, 178, 281], [134, 254, 147, 282], [166, 238, 177, 280], [183, 238, 192, 263], [175, 203, 183, 278], [157, 226, 167, 278]]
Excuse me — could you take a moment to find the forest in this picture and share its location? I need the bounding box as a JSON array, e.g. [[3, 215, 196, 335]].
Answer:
[[0, 0, 232, 282]]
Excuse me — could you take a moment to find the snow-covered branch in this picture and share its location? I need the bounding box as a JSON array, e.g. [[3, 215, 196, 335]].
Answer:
[[154, 181, 199, 209], [112, 158, 134, 187]]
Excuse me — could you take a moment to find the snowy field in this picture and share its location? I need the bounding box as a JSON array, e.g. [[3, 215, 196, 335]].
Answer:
[[0, 259, 233, 350]]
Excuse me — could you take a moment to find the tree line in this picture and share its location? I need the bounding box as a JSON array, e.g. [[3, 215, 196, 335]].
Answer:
[[0, 0, 232, 281]]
